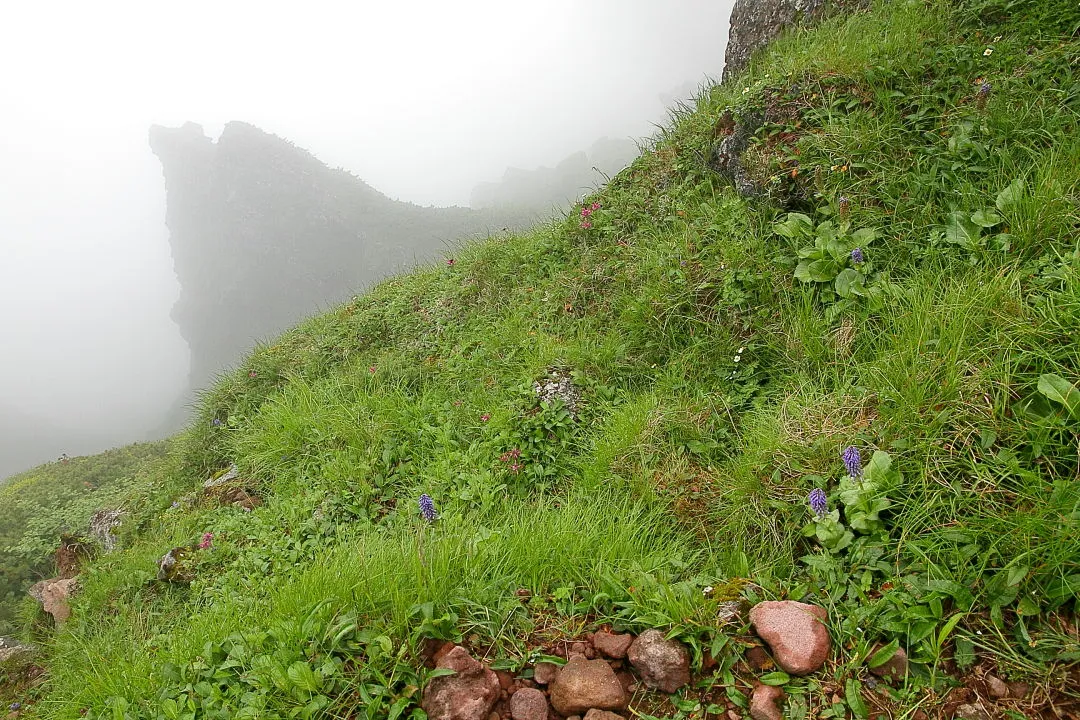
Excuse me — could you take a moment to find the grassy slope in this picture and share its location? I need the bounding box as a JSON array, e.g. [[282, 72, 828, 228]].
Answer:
[[12, 0, 1080, 717], [0, 442, 171, 636]]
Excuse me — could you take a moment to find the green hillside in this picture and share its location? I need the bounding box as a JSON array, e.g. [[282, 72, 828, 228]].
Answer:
[[4, 0, 1080, 718], [0, 442, 170, 636]]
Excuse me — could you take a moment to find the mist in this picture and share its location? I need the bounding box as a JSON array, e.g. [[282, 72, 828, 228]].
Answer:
[[0, 0, 733, 478]]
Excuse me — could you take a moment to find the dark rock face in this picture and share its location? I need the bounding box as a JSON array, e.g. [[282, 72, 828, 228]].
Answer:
[[148, 122, 526, 423], [723, 0, 826, 81]]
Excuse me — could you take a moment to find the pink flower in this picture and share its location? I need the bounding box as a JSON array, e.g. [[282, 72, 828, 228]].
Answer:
[[248, 370, 257, 379], [481, 413, 491, 422], [580, 207, 592, 218], [198, 532, 214, 550], [509, 463, 522, 474], [369, 366, 377, 374], [591, 202, 601, 211], [580, 221, 593, 230], [447, 258, 456, 266]]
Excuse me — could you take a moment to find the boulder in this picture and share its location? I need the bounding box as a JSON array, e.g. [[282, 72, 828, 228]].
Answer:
[[627, 629, 691, 693], [509, 687, 547, 720], [584, 711, 626, 720], [549, 656, 628, 716], [157, 547, 196, 583], [0, 637, 34, 664], [749, 601, 830, 675], [750, 684, 786, 720], [422, 646, 501, 720], [532, 661, 558, 685], [592, 630, 634, 659], [28, 577, 78, 624]]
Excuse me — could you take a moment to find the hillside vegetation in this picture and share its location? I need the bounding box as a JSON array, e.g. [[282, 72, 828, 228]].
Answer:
[[0, 442, 169, 636], [5, 0, 1080, 718]]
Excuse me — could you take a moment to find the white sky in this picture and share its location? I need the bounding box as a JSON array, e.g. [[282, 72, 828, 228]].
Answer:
[[0, 0, 731, 459]]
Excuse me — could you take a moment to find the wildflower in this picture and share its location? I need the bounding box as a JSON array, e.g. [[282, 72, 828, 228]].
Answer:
[[509, 463, 522, 473], [591, 201, 601, 211], [703, 585, 714, 596], [198, 532, 213, 550], [976, 81, 991, 110], [10, 703, 21, 712], [481, 413, 491, 422], [446, 258, 456, 267], [838, 195, 850, 221], [581, 206, 592, 218], [248, 370, 257, 379], [212, 418, 222, 427], [419, 493, 437, 522], [850, 247, 865, 264], [809, 488, 828, 517], [983, 47, 993, 56], [842, 446, 862, 478], [171, 501, 180, 509], [369, 365, 377, 374], [580, 220, 593, 230]]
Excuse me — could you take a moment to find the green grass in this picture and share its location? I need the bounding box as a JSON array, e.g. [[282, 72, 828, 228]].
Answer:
[[5, 0, 1080, 717]]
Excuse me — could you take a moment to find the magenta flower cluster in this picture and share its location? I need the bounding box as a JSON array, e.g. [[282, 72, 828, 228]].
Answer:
[[580, 201, 602, 229], [499, 447, 523, 474], [198, 532, 214, 550]]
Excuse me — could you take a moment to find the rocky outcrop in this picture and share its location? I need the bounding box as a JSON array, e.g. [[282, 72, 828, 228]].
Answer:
[[88, 509, 125, 553], [723, 0, 826, 81], [148, 122, 528, 427]]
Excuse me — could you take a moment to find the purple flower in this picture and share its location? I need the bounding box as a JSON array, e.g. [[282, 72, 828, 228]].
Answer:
[[809, 488, 828, 517], [212, 418, 223, 427], [419, 493, 437, 522], [979, 82, 991, 96], [10, 703, 22, 711], [842, 446, 862, 478], [850, 247, 865, 264]]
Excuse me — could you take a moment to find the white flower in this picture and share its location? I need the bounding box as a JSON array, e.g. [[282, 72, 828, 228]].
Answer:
[[703, 586, 714, 595], [984, 48, 993, 56], [734, 355, 742, 363]]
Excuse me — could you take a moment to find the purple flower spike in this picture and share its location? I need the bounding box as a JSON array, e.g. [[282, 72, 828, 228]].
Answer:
[[419, 493, 437, 522], [842, 446, 862, 478], [809, 488, 828, 517], [850, 247, 865, 264]]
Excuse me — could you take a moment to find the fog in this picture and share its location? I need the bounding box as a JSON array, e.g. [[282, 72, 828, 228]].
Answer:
[[0, 0, 732, 477]]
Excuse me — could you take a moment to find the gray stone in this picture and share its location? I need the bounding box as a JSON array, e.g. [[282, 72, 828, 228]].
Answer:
[[88, 508, 125, 552], [627, 629, 691, 693], [723, 0, 826, 81]]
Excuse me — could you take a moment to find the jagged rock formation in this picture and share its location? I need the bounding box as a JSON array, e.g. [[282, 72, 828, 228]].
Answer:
[[150, 122, 531, 411], [470, 137, 638, 212], [723, 0, 826, 81]]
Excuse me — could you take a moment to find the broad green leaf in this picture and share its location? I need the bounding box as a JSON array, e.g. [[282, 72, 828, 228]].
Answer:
[[942, 211, 980, 250], [759, 671, 791, 686], [834, 268, 865, 298], [852, 227, 878, 244], [287, 662, 321, 693], [1037, 374, 1080, 419], [1006, 565, 1029, 587], [995, 178, 1024, 213], [845, 678, 870, 719], [867, 639, 901, 668], [774, 213, 813, 239], [1016, 597, 1041, 616], [971, 208, 1002, 227]]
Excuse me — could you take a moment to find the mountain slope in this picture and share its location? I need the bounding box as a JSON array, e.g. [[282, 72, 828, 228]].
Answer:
[[8, 0, 1080, 718]]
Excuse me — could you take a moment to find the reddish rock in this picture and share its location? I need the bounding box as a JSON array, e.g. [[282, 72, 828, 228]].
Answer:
[[627, 629, 691, 693], [615, 670, 636, 692], [422, 646, 501, 720], [496, 671, 515, 691], [570, 641, 589, 658], [868, 645, 908, 682], [549, 656, 628, 716], [28, 577, 78, 624], [509, 687, 547, 720], [749, 601, 830, 675], [1007, 681, 1031, 699], [592, 631, 634, 659], [532, 662, 558, 685], [583, 711, 625, 720], [750, 684, 785, 720]]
